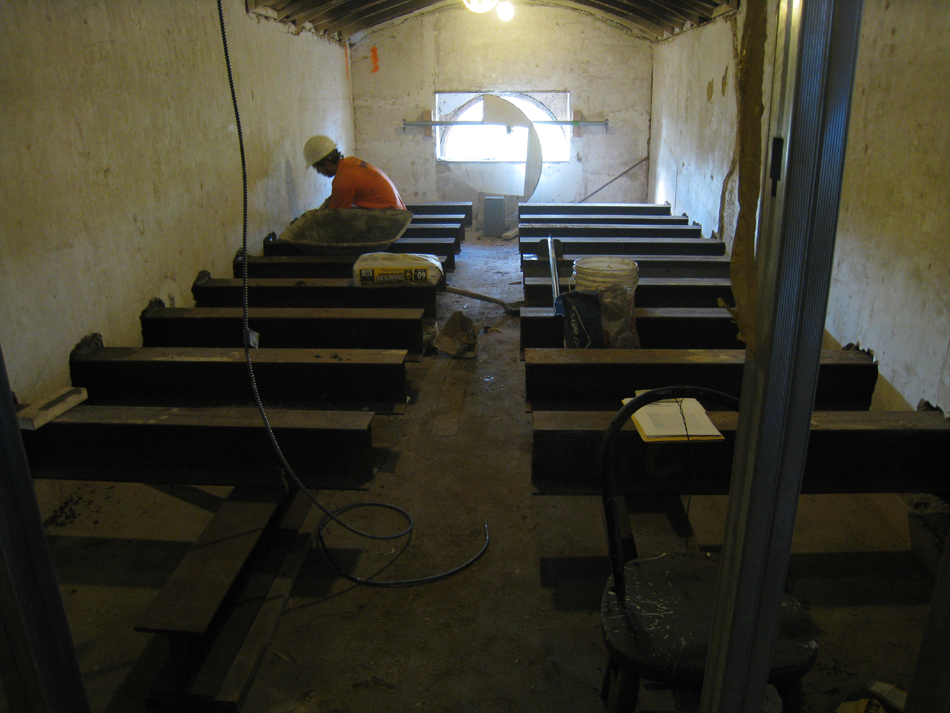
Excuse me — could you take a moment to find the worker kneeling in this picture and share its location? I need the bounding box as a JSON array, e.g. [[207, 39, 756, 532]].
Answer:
[[304, 135, 407, 211], [280, 136, 412, 254]]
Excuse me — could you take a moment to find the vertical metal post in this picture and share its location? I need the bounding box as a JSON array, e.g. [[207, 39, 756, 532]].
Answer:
[[700, 0, 864, 710], [0, 338, 91, 712]]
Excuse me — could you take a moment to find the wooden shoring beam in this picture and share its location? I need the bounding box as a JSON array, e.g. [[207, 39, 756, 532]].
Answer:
[[234, 252, 452, 278], [523, 276, 733, 309], [518, 223, 703, 238], [520, 307, 744, 351], [405, 202, 473, 225], [20, 404, 375, 489], [517, 214, 689, 226], [401, 222, 465, 245], [523, 348, 877, 412], [519, 237, 726, 256], [139, 303, 426, 357], [69, 342, 409, 413], [191, 272, 438, 318], [518, 202, 672, 218], [531, 410, 950, 495], [521, 254, 732, 279]]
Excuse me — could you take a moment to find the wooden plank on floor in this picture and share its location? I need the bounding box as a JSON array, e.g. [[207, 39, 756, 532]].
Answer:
[[189, 489, 317, 710], [523, 348, 877, 411], [531, 410, 950, 495], [135, 486, 284, 639], [16, 386, 88, 430], [22, 404, 375, 489]]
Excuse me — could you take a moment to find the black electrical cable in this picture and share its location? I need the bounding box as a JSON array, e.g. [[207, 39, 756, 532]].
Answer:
[[215, 0, 488, 586]]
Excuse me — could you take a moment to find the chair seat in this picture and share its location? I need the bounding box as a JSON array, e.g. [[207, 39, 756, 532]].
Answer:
[[601, 553, 819, 689]]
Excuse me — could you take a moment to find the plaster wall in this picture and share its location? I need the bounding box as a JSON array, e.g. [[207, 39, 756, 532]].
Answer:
[[348, 5, 653, 213], [649, 16, 739, 243], [828, 0, 950, 411], [0, 0, 352, 403]]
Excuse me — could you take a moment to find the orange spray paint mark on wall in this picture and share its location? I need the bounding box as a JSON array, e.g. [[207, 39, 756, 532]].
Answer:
[[371, 46, 379, 73]]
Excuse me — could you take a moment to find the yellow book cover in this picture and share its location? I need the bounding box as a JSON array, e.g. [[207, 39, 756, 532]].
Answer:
[[623, 395, 724, 442]]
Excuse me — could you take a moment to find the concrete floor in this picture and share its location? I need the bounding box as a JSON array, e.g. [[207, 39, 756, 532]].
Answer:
[[17, 234, 939, 712]]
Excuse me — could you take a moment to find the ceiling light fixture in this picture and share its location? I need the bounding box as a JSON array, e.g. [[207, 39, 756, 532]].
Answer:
[[497, 1, 514, 21], [463, 0, 498, 13]]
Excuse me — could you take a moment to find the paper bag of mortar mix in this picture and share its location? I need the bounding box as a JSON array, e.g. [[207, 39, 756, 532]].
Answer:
[[435, 311, 477, 358], [835, 682, 907, 713], [555, 283, 640, 349], [353, 253, 443, 287]]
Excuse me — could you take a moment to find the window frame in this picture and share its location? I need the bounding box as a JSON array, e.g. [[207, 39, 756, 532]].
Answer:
[[434, 91, 571, 164]]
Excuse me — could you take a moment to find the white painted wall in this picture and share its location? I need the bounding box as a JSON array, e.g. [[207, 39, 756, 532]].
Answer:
[[649, 1, 950, 412], [649, 15, 740, 242], [828, 0, 950, 411], [348, 4, 653, 214], [0, 0, 352, 403]]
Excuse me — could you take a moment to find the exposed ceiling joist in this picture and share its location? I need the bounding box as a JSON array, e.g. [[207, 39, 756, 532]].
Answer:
[[247, 0, 735, 42]]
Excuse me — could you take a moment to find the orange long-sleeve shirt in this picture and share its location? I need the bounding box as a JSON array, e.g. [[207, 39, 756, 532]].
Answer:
[[328, 157, 406, 210]]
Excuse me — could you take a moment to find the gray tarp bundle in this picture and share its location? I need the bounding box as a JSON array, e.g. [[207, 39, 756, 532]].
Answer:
[[278, 208, 413, 255]]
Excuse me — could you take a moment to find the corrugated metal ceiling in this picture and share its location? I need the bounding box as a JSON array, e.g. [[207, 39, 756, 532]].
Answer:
[[247, 0, 737, 43]]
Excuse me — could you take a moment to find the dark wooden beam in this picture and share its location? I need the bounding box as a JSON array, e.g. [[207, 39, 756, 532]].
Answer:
[[70, 343, 409, 413], [517, 214, 689, 225], [518, 202, 672, 217], [520, 237, 725, 256], [518, 223, 703, 238], [524, 348, 877, 412], [234, 252, 453, 278], [523, 276, 733, 308], [520, 307, 744, 350], [532, 410, 950, 495], [139, 303, 426, 356], [21, 404, 375, 489], [521, 254, 732, 278], [405, 202, 473, 225], [192, 272, 438, 316]]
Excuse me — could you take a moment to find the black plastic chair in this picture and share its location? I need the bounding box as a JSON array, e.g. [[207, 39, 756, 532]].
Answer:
[[598, 386, 819, 712]]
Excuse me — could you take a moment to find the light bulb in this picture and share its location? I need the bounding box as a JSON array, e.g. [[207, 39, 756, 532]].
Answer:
[[463, 0, 498, 13], [497, 1, 514, 21]]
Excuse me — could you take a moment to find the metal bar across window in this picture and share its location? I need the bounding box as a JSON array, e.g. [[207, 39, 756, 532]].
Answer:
[[402, 119, 608, 128]]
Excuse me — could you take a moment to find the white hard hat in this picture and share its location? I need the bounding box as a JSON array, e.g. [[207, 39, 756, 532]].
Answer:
[[304, 135, 337, 167]]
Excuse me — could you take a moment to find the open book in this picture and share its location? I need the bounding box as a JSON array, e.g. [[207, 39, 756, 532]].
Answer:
[[623, 394, 724, 442]]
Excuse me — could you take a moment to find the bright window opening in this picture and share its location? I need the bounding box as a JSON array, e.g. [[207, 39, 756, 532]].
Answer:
[[436, 92, 570, 163]]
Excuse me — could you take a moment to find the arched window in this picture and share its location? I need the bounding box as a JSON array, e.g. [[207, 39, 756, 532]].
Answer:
[[436, 92, 570, 163]]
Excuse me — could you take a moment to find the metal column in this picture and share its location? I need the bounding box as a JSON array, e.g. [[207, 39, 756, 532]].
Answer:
[[700, 0, 864, 710], [0, 338, 91, 712]]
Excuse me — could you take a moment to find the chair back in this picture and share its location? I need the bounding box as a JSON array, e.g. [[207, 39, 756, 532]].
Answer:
[[598, 385, 740, 603]]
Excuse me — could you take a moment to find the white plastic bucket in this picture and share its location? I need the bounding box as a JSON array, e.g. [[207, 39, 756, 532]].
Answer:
[[570, 257, 639, 304]]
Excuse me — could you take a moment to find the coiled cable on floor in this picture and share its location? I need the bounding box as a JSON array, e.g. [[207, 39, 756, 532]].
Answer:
[[215, 0, 488, 586]]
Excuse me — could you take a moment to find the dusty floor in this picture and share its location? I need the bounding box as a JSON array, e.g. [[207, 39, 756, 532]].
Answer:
[[15, 234, 941, 712]]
